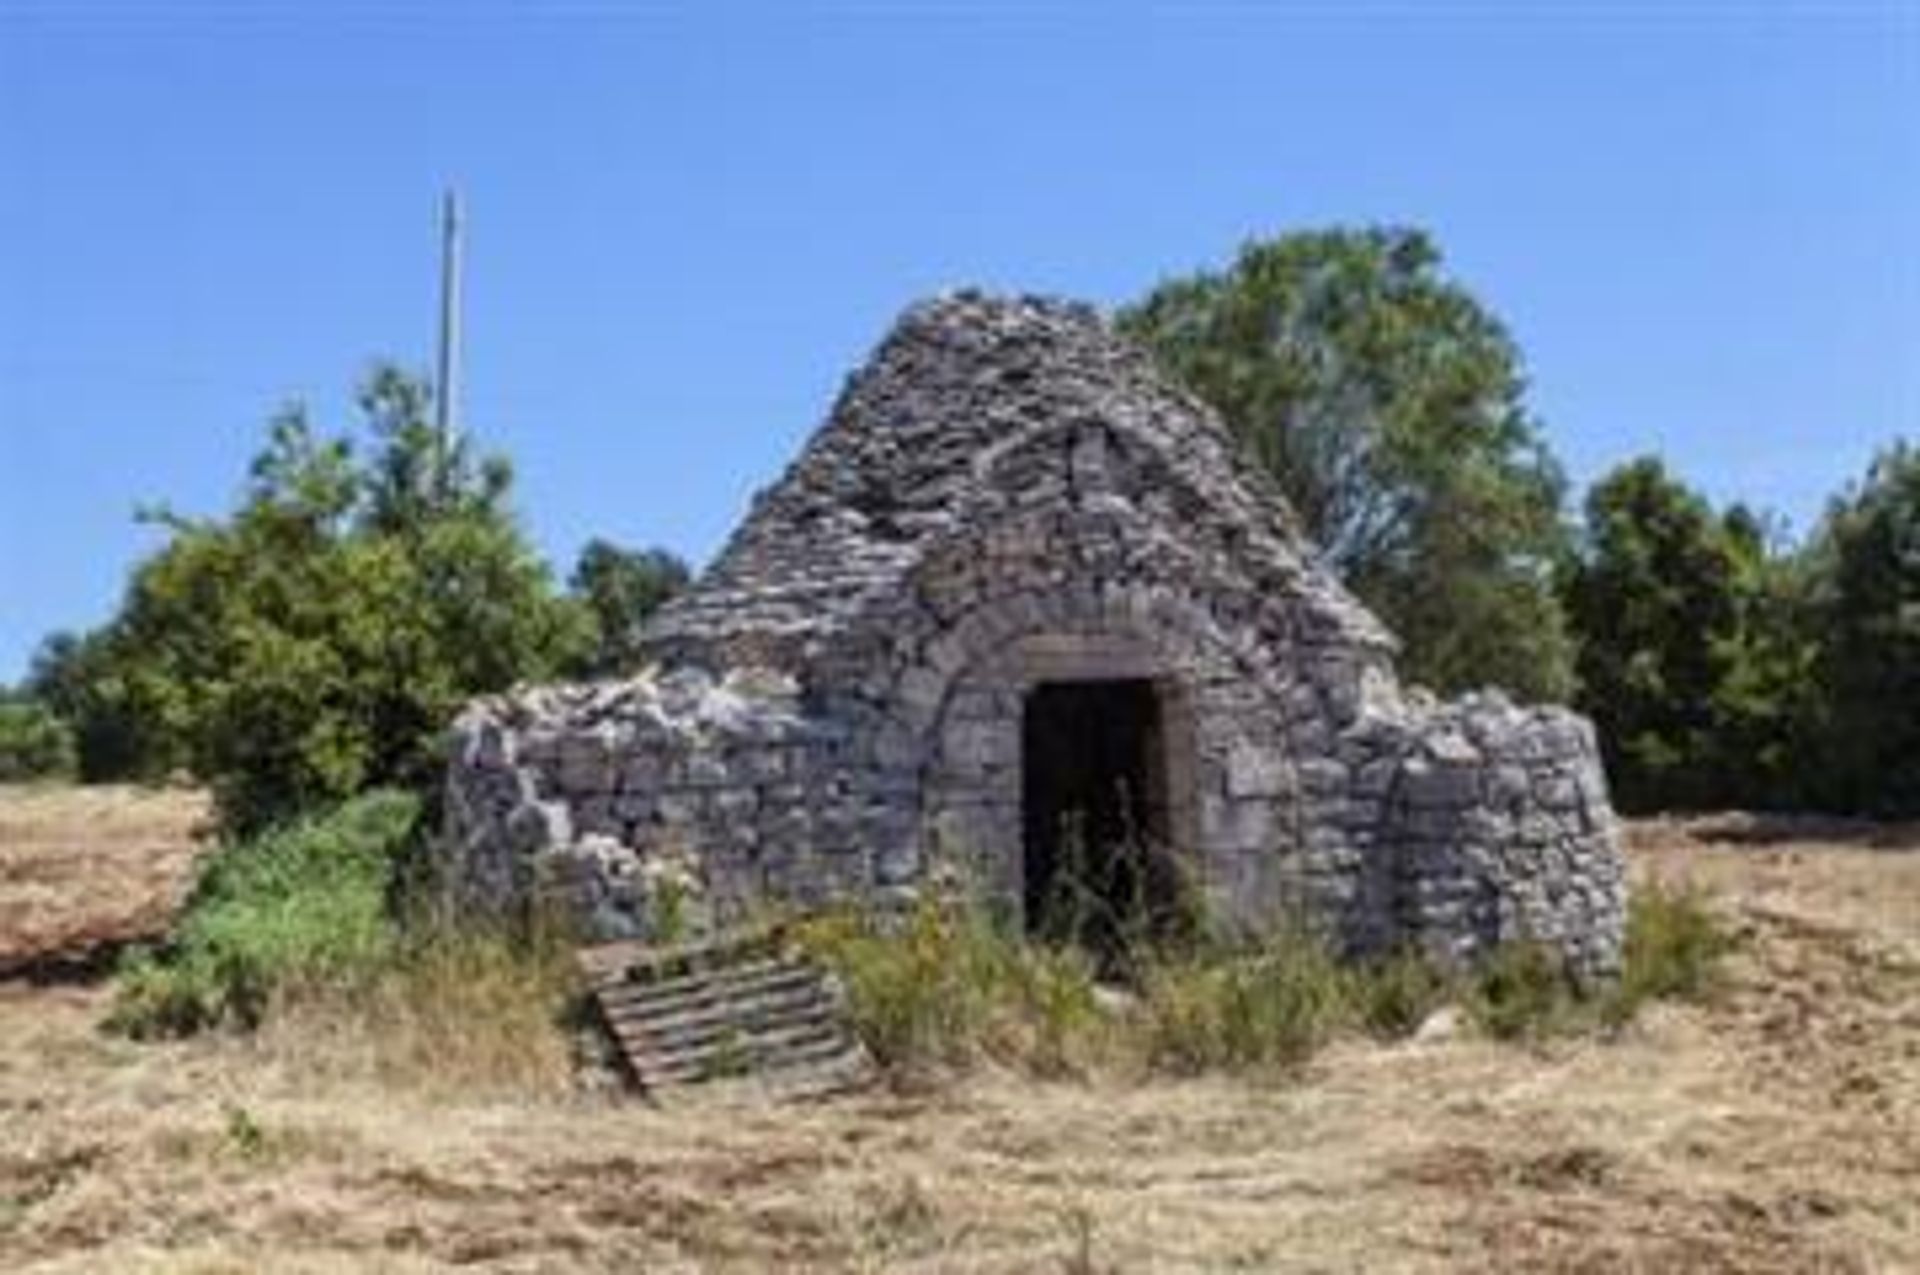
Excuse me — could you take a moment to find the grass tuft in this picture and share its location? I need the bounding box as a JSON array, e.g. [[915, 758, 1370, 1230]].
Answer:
[[1603, 877, 1734, 1026], [261, 920, 581, 1095], [1466, 941, 1582, 1040]]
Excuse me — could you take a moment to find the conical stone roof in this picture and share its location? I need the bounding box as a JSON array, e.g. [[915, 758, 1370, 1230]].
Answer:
[[646, 290, 1389, 670]]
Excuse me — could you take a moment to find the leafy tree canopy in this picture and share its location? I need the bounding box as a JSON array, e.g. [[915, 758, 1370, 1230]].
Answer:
[[1802, 441, 1920, 815], [1558, 457, 1813, 811], [568, 539, 692, 678], [54, 366, 590, 832], [0, 689, 76, 783], [1120, 227, 1574, 699]]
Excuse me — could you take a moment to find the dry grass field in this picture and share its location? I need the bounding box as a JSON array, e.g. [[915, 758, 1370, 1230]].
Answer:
[[1, 788, 1915, 1273], [0, 785, 211, 976]]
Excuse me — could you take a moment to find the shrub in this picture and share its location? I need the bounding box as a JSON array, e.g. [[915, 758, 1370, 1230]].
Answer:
[[51, 369, 590, 835], [0, 698, 76, 782], [110, 790, 419, 1036]]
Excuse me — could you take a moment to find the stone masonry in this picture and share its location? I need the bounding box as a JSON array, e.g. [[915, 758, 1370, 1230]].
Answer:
[[441, 293, 1626, 977]]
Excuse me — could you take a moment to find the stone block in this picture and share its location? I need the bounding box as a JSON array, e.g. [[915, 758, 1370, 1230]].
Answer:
[[1297, 758, 1350, 796], [1401, 758, 1482, 809], [1226, 742, 1291, 798]]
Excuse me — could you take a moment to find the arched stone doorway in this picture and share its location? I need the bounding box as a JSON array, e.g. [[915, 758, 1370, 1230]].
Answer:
[[1020, 675, 1194, 955], [923, 630, 1201, 943]]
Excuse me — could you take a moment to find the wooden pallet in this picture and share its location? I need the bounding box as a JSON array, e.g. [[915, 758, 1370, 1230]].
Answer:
[[579, 928, 873, 1101]]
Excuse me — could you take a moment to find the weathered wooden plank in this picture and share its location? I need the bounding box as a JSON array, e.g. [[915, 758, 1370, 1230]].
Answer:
[[606, 990, 840, 1044], [595, 959, 817, 1009], [610, 1011, 845, 1065], [584, 930, 872, 1101], [630, 1029, 865, 1088], [577, 927, 785, 983]]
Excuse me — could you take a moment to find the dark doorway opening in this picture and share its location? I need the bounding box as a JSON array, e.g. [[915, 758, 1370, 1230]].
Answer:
[[1021, 679, 1177, 959]]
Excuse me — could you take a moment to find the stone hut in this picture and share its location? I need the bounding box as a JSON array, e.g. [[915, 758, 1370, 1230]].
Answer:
[[442, 293, 1626, 977]]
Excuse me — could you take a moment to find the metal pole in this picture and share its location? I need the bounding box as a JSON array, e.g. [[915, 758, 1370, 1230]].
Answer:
[[434, 188, 463, 487]]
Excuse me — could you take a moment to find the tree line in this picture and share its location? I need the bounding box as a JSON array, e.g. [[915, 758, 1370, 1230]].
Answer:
[[2, 227, 1913, 827]]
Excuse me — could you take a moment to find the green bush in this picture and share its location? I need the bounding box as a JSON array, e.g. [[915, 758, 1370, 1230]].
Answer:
[[110, 789, 420, 1036], [0, 697, 76, 782]]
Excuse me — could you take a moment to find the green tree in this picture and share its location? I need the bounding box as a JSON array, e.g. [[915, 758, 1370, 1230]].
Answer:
[[1703, 503, 1818, 807], [78, 366, 589, 832], [25, 628, 171, 781], [568, 539, 691, 677], [1120, 227, 1574, 699], [1802, 442, 1920, 815], [0, 690, 76, 782], [1559, 458, 1813, 811]]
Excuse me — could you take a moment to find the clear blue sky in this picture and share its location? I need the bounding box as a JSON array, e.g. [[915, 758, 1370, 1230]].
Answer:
[[2, 2, 1915, 682]]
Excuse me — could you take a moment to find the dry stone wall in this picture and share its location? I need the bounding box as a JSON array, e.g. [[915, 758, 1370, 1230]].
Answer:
[[441, 293, 1626, 977]]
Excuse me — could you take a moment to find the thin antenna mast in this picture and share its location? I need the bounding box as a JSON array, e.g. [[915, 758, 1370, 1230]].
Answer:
[[434, 188, 463, 485]]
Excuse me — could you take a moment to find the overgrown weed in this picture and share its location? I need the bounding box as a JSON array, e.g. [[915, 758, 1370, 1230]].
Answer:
[[109, 790, 418, 1036], [264, 919, 580, 1094], [1135, 929, 1350, 1074], [794, 893, 1109, 1079], [801, 876, 1734, 1080]]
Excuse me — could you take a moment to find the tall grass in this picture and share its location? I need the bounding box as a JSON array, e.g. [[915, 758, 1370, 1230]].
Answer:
[[262, 922, 580, 1095], [109, 789, 1732, 1093], [794, 894, 1108, 1078], [801, 877, 1733, 1080], [1602, 877, 1734, 1026], [803, 895, 1454, 1081]]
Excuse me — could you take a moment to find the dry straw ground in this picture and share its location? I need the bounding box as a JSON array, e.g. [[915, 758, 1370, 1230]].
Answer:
[[1, 788, 1915, 1273], [0, 785, 210, 976]]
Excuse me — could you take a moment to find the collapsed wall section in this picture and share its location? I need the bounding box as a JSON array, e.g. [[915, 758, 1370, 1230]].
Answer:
[[442, 667, 917, 941]]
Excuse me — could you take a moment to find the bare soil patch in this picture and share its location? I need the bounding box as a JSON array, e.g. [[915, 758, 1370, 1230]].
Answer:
[[0, 785, 210, 977], [1, 795, 1914, 1272]]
